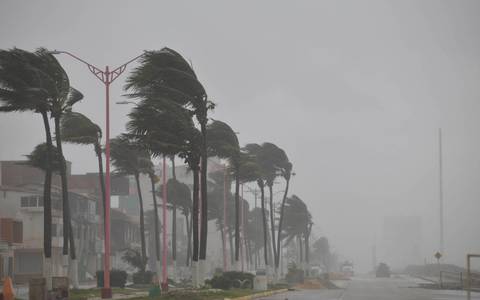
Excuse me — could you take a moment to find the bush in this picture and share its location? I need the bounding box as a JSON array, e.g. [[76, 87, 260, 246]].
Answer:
[[206, 271, 254, 290], [132, 270, 155, 284], [96, 269, 127, 288]]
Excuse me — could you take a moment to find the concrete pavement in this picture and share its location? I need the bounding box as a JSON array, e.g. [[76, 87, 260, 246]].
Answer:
[[259, 275, 480, 300]]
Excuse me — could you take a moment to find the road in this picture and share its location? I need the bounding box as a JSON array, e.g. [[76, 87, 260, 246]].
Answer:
[[260, 275, 480, 300]]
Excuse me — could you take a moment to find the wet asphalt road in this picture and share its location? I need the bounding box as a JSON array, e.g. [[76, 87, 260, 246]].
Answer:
[[259, 275, 480, 300]]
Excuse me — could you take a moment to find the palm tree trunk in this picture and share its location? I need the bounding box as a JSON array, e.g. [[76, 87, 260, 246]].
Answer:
[[41, 111, 53, 288], [150, 175, 161, 273], [170, 157, 177, 277], [192, 167, 200, 286], [170, 157, 176, 179], [135, 173, 147, 263], [234, 175, 240, 265], [258, 181, 268, 266], [275, 177, 290, 268], [185, 213, 191, 266], [54, 116, 70, 257], [41, 112, 53, 258], [228, 228, 234, 265], [298, 235, 303, 264], [268, 185, 277, 269], [94, 143, 106, 238], [199, 121, 208, 261], [172, 204, 177, 261]]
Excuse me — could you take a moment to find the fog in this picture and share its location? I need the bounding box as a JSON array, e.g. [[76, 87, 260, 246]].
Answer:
[[1, 0, 480, 272]]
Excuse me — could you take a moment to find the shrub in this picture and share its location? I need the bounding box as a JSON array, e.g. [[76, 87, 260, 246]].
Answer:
[[206, 271, 254, 290], [132, 270, 155, 284], [96, 269, 127, 288]]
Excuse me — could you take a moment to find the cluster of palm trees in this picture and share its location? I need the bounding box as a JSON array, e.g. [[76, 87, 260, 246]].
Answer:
[[0, 48, 89, 287], [0, 46, 315, 287]]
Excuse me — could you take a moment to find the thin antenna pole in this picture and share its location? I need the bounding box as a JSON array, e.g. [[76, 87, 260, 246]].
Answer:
[[439, 128, 445, 256]]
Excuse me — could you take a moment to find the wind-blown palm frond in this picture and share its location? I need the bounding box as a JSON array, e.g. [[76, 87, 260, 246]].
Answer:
[[61, 111, 101, 145], [25, 143, 62, 173]]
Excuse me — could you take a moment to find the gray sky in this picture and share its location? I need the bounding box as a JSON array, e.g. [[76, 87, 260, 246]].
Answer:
[[1, 0, 480, 272]]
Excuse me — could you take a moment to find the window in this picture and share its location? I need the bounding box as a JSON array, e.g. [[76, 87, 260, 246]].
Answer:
[[20, 197, 29, 207], [20, 196, 42, 208]]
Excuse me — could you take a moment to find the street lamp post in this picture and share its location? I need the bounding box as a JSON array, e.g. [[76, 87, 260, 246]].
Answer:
[[50, 50, 144, 299]]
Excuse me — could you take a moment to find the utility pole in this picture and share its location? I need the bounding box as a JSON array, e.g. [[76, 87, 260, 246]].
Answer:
[[438, 128, 445, 257]]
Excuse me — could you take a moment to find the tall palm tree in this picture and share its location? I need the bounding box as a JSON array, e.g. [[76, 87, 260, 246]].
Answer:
[[206, 120, 242, 267], [274, 160, 293, 269], [0, 49, 56, 270], [60, 112, 106, 230], [0, 48, 82, 284], [243, 143, 272, 268], [259, 143, 290, 272], [161, 178, 191, 272], [31, 49, 84, 262], [126, 94, 202, 283], [110, 134, 153, 264], [125, 49, 213, 277], [282, 195, 312, 270]]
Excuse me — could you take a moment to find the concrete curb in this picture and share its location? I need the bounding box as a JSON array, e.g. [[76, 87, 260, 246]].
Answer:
[[224, 288, 289, 300]]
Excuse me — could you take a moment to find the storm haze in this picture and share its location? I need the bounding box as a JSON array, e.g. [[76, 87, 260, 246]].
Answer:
[[1, 0, 480, 273]]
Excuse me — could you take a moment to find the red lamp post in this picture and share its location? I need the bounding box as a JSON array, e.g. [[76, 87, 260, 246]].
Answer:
[[50, 50, 144, 299]]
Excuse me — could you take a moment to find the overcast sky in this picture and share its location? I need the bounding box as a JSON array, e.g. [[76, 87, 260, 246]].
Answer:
[[1, 0, 480, 272]]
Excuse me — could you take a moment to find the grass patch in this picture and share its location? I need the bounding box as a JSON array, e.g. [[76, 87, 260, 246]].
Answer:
[[71, 287, 281, 300], [70, 287, 150, 300], [128, 288, 272, 300]]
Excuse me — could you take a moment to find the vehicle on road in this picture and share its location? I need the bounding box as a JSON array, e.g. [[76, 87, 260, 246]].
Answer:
[[376, 262, 391, 278], [341, 261, 354, 277]]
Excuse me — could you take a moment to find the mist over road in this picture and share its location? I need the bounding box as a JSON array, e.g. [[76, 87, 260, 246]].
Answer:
[[260, 276, 480, 300]]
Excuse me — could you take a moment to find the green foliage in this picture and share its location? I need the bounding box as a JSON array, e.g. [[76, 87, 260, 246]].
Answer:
[[0, 48, 82, 115], [206, 120, 240, 162], [160, 178, 192, 214], [96, 269, 127, 288], [282, 195, 312, 245], [25, 143, 62, 172], [61, 111, 101, 146], [110, 134, 153, 176], [132, 270, 155, 284], [206, 271, 254, 290]]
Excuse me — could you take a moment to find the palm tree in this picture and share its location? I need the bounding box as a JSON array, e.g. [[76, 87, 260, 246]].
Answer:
[[28, 49, 85, 263], [246, 208, 264, 269], [282, 195, 312, 271], [0, 49, 55, 270], [259, 143, 290, 272], [60, 112, 106, 230], [161, 178, 191, 274], [125, 95, 202, 284], [243, 144, 268, 267], [206, 120, 242, 268], [125, 49, 213, 278], [110, 134, 153, 264], [0, 48, 81, 284]]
